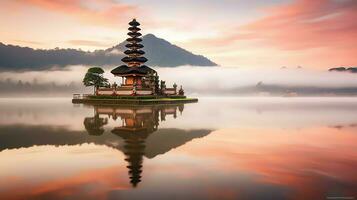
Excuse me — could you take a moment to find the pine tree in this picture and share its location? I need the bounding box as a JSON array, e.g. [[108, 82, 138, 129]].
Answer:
[[82, 67, 109, 94]]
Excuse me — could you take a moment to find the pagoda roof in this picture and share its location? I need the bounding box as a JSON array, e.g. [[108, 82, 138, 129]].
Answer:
[[140, 65, 156, 73], [122, 56, 148, 63], [128, 32, 142, 37], [128, 27, 141, 32], [126, 37, 142, 43], [124, 49, 145, 55], [125, 43, 144, 49], [111, 65, 156, 76], [129, 19, 140, 27]]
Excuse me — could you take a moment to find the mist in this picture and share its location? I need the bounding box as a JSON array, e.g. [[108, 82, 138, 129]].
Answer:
[[1, 65, 357, 96]]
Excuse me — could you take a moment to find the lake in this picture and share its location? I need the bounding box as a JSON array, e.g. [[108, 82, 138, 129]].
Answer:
[[0, 97, 356, 200]]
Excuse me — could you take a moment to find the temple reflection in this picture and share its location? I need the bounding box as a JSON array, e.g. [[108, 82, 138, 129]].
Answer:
[[85, 104, 186, 187]]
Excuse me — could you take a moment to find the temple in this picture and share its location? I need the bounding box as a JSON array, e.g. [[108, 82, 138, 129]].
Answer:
[[97, 19, 184, 96]]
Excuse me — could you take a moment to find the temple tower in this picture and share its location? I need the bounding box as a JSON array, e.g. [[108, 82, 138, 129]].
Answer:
[[111, 19, 156, 89], [124, 19, 147, 68]]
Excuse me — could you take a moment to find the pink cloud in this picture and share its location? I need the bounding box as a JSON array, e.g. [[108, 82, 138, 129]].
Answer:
[[16, 0, 138, 28], [187, 0, 357, 68], [193, 0, 357, 49], [242, 0, 357, 51]]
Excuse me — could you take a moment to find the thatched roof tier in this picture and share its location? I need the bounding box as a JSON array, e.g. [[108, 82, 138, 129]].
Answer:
[[111, 65, 155, 76], [128, 32, 142, 38], [121, 56, 148, 63], [128, 27, 141, 32], [129, 19, 140, 27], [126, 37, 142, 43], [124, 49, 145, 55], [125, 43, 144, 49]]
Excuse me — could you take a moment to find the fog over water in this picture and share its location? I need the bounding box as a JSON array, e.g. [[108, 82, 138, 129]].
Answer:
[[1, 97, 357, 130], [1, 65, 357, 96]]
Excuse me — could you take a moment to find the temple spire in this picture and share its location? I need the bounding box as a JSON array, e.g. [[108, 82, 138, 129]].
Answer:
[[122, 19, 148, 67]]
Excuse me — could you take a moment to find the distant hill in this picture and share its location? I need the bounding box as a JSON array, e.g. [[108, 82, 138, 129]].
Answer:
[[0, 34, 217, 71], [329, 67, 357, 73], [0, 43, 113, 71]]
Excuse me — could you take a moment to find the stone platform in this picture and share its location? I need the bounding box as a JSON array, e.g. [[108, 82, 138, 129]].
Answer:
[[72, 95, 198, 105]]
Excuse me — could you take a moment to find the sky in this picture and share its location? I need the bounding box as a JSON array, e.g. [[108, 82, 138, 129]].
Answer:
[[0, 0, 356, 69]]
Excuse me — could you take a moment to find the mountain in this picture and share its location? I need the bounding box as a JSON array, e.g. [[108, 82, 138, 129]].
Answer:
[[106, 34, 217, 67], [0, 43, 115, 71], [0, 34, 217, 71]]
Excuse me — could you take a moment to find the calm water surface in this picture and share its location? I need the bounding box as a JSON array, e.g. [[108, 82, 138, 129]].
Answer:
[[0, 97, 356, 200]]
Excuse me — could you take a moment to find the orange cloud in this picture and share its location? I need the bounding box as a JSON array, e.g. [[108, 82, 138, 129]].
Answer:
[[186, 0, 357, 68], [17, 0, 138, 28]]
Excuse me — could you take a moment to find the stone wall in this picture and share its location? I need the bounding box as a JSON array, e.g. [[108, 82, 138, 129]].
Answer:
[[163, 88, 176, 95], [97, 87, 153, 96]]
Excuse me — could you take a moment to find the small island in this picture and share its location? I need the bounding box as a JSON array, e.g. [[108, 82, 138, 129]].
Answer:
[[73, 19, 198, 105]]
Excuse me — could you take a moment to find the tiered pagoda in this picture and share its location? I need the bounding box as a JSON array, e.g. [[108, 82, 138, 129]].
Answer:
[[110, 19, 159, 95], [97, 19, 182, 96]]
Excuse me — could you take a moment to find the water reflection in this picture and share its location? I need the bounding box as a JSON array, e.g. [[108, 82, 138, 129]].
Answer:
[[0, 103, 211, 189], [0, 98, 357, 199], [84, 114, 108, 135]]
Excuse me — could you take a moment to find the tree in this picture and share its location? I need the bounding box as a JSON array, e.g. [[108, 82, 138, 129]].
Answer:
[[83, 115, 108, 135], [83, 67, 109, 94]]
